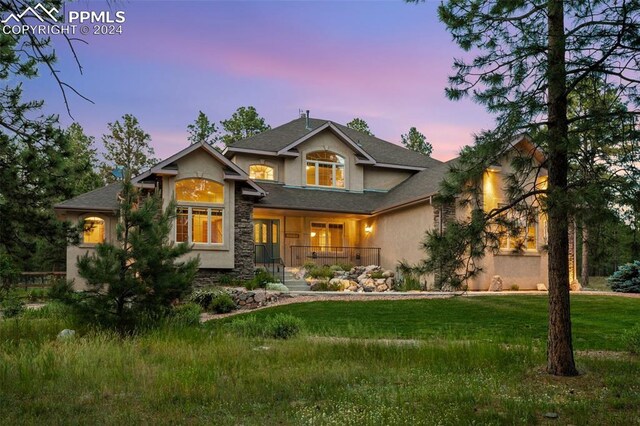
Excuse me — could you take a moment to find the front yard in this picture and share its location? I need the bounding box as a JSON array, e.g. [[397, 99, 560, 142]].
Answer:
[[1, 295, 639, 425]]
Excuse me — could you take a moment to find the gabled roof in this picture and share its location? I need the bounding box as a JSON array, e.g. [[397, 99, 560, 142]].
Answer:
[[226, 117, 442, 170], [133, 141, 266, 197], [54, 182, 123, 212]]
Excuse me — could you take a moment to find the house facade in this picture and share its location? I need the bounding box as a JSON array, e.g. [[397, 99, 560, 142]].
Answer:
[[55, 115, 558, 291]]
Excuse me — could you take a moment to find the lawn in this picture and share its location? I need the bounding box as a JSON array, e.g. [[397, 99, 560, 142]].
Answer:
[[1, 296, 639, 425]]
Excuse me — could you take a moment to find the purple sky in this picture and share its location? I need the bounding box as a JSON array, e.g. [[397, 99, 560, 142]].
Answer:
[[26, 1, 494, 161]]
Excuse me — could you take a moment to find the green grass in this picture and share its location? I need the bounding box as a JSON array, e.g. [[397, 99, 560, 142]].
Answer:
[[0, 297, 639, 425]]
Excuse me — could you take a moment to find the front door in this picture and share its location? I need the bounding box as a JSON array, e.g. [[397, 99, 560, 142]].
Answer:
[[254, 219, 280, 264]]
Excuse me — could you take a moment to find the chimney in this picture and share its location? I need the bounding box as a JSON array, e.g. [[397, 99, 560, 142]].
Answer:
[[305, 110, 311, 130]]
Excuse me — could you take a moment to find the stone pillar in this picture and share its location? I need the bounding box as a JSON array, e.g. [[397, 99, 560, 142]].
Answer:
[[233, 185, 255, 281]]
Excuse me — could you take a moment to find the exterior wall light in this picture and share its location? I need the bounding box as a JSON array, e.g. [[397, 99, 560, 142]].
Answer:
[[364, 225, 373, 234]]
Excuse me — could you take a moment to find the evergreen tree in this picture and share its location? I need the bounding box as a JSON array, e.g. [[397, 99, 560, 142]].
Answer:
[[401, 127, 433, 156], [65, 123, 102, 195], [346, 118, 373, 136], [101, 114, 157, 182], [220, 106, 270, 146], [187, 111, 220, 147], [406, 0, 640, 376], [76, 175, 199, 332]]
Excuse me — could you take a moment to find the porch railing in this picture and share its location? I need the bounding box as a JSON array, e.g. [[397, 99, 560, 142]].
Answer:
[[254, 244, 285, 284], [290, 246, 381, 267]]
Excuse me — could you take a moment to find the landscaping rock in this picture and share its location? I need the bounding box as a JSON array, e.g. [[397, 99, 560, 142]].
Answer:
[[489, 275, 503, 291], [57, 329, 76, 340], [537, 283, 548, 291]]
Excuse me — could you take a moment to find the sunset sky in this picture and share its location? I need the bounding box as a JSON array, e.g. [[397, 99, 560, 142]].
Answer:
[[26, 0, 495, 161]]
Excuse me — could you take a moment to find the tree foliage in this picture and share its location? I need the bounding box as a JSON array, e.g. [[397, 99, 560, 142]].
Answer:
[[65, 123, 102, 195], [346, 118, 373, 135], [401, 127, 433, 156], [407, 0, 640, 376], [608, 261, 640, 293], [75, 176, 199, 332], [0, 1, 90, 272], [220, 106, 270, 146], [187, 111, 220, 147], [101, 114, 157, 182]]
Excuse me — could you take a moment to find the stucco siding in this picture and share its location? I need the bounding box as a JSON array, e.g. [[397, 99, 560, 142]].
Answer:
[[363, 203, 434, 270]]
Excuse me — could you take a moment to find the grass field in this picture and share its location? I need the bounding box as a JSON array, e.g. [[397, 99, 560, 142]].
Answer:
[[1, 295, 639, 425]]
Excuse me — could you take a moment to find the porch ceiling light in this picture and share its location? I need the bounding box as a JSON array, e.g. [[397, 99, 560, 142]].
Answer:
[[310, 232, 317, 237]]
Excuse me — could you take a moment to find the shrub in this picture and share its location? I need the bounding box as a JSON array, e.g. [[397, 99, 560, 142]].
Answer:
[[210, 292, 236, 314], [370, 271, 385, 279], [608, 261, 640, 293], [510, 284, 520, 291], [329, 264, 344, 272], [268, 314, 304, 339], [48, 278, 75, 301], [624, 325, 640, 354], [302, 261, 316, 270], [169, 303, 202, 326], [251, 269, 279, 289], [266, 283, 289, 292], [218, 275, 233, 286], [395, 275, 422, 291], [227, 314, 304, 339], [307, 267, 333, 279], [189, 288, 220, 310], [0, 294, 24, 318]]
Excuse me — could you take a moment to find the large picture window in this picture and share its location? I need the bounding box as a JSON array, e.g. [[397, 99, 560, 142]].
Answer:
[[249, 164, 275, 181], [310, 222, 344, 248], [306, 151, 345, 188], [175, 178, 224, 244], [496, 204, 537, 252]]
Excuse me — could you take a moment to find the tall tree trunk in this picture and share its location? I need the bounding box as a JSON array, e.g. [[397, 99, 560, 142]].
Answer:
[[546, 0, 578, 376], [581, 225, 589, 287]]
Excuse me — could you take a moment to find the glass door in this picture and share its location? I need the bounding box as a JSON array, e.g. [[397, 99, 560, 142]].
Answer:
[[253, 219, 280, 264]]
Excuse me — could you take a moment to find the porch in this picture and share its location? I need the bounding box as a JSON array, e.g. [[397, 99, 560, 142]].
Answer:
[[253, 207, 381, 269]]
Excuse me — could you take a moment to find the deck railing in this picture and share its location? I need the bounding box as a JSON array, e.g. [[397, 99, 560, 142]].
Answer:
[[254, 244, 285, 284], [290, 246, 381, 267]]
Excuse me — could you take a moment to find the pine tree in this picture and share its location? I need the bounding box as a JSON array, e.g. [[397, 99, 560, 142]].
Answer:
[[101, 114, 157, 182], [407, 0, 640, 376], [401, 127, 433, 156], [220, 106, 270, 146], [187, 111, 220, 147], [346, 118, 373, 136], [65, 123, 102, 195], [76, 175, 199, 332]]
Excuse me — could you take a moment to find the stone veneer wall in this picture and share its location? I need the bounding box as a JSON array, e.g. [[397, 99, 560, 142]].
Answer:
[[193, 185, 255, 286], [432, 200, 457, 286]]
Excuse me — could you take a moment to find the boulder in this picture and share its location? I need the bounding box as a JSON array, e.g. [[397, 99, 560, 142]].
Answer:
[[57, 329, 75, 340], [253, 292, 266, 303], [385, 277, 394, 288], [329, 278, 341, 286], [375, 278, 386, 285], [382, 270, 393, 278], [488, 275, 503, 291], [375, 284, 388, 292], [536, 283, 548, 291], [347, 285, 358, 292]]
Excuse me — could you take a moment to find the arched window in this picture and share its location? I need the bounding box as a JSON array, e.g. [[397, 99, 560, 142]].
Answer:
[[249, 164, 275, 181], [176, 178, 224, 203], [175, 179, 224, 245], [306, 151, 345, 188], [83, 217, 105, 244]]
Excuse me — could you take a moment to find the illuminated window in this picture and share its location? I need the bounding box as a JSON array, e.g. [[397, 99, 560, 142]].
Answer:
[[483, 170, 501, 212], [306, 151, 345, 188], [83, 217, 105, 244], [310, 222, 344, 248], [249, 165, 275, 181], [175, 178, 224, 244], [496, 204, 538, 252], [176, 178, 223, 203]]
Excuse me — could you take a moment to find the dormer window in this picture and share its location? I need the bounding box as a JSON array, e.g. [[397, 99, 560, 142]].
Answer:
[[249, 164, 275, 181], [306, 151, 345, 188]]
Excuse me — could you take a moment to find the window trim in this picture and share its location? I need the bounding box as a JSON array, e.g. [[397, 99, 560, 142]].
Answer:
[[176, 206, 224, 246], [305, 151, 346, 189], [309, 221, 345, 249], [174, 177, 226, 247], [248, 164, 276, 181]]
